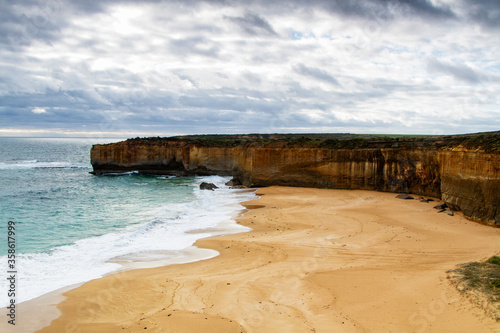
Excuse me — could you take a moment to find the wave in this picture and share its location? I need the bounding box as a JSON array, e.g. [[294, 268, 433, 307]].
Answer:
[[99, 171, 139, 176], [0, 160, 90, 170], [0, 176, 256, 307]]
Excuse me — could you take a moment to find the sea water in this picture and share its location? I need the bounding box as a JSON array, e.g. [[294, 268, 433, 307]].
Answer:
[[0, 137, 255, 307]]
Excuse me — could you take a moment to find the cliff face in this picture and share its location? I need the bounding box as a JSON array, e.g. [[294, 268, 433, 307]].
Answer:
[[91, 139, 500, 226], [438, 149, 499, 226]]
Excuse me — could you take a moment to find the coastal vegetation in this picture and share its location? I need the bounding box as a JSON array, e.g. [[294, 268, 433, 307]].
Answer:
[[120, 131, 500, 151], [448, 255, 500, 321]]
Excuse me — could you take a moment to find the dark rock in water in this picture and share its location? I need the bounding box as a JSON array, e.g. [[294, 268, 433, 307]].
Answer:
[[200, 182, 218, 191], [225, 178, 242, 187], [438, 209, 446, 213], [420, 199, 429, 203], [396, 194, 414, 200], [434, 203, 447, 210]]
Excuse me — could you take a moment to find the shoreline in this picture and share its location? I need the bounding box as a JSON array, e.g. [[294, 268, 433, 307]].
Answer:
[[21, 186, 500, 332], [0, 246, 224, 333], [0, 187, 256, 333]]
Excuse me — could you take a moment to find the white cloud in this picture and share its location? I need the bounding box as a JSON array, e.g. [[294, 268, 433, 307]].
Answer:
[[31, 107, 47, 114]]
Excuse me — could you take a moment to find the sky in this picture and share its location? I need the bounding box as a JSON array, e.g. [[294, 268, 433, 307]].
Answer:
[[1, 0, 499, 138]]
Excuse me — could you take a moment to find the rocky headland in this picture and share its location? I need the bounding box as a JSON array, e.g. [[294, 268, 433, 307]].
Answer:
[[91, 132, 500, 226]]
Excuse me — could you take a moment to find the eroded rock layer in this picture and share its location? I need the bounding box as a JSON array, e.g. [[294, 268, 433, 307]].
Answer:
[[91, 134, 500, 226]]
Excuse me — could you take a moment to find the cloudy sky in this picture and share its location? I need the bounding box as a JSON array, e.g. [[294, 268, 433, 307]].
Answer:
[[1, 0, 499, 137]]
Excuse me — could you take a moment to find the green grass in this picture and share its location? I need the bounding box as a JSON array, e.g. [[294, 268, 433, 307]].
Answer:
[[487, 256, 500, 265]]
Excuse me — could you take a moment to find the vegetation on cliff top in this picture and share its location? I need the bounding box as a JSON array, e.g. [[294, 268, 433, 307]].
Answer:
[[115, 131, 500, 152]]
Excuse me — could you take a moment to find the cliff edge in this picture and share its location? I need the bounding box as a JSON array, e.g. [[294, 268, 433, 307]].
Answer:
[[91, 133, 500, 226]]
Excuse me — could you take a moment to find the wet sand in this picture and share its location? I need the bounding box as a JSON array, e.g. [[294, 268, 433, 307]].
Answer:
[[32, 186, 500, 332]]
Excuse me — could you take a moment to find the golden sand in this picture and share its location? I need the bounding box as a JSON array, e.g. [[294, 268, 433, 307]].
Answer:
[[34, 186, 500, 332]]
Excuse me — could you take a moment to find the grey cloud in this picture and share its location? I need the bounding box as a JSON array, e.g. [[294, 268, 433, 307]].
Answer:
[[0, 0, 70, 48], [224, 11, 277, 37], [462, 0, 500, 29], [0, 0, 190, 49], [320, 0, 500, 30], [175, 74, 199, 88], [50, 0, 163, 14], [3, 91, 104, 112], [178, 88, 286, 114], [0, 105, 108, 128], [0, 0, 481, 53], [3, 0, 497, 48], [427, 58, 483, 84], [242, 71, 262, 85], [294, 64, 340, 86], [168, 36, 220, 58], [389, 0, 455, 19], [1, 0, 499, 136], [241, 0, 455, 21]]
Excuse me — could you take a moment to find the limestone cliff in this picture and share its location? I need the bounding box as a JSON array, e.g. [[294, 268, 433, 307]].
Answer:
[[91, 134, 500, 226]]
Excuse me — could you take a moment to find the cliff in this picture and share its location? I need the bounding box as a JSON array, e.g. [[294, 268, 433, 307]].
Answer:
[[91, 133, 500, 226]]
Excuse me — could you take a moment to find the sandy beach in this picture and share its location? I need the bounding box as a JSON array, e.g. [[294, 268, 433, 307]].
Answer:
[[30, 186, 500, 332]]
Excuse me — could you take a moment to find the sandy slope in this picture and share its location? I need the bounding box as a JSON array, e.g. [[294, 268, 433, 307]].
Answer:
[[36, 186, 500, 332]]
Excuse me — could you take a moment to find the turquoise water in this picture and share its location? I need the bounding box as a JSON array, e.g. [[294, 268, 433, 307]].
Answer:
[[0, 138, 196, 254], [0, 138, 255, 306]]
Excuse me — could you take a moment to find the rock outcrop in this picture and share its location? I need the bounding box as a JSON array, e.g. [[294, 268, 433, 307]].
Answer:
[[91, 133, 500, 226], [200, 182, 218, 191]]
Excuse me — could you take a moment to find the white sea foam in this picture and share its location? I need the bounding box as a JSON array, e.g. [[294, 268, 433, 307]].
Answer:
[[0, 160, 90, 170], [0, 176, 256, 307], [100, 171, 140, 176]]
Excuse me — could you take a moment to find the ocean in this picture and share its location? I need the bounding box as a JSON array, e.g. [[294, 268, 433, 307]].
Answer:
[[0, 137, 255, 307]]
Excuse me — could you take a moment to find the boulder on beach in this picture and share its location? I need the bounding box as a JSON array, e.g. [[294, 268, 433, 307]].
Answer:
[[396, 194, 414, 200], [433, 203, 447, 210], [200, 182, 218, 191], [438, 208, 454, 216], [225, 178, 242, 187]]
